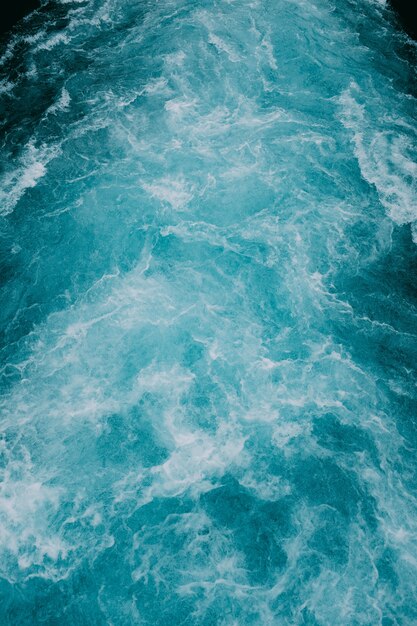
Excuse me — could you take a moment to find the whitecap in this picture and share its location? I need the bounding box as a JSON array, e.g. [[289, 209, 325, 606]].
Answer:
[[0, 141, 61, 216], [339, 83, 417, 237]]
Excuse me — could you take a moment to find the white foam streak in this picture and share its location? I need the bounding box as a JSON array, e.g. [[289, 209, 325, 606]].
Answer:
[[0, 141, 60, 215], [339, 84, 417, 236]]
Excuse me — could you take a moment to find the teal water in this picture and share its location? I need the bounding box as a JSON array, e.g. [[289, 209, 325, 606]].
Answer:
[[1, 0, 417, 623]]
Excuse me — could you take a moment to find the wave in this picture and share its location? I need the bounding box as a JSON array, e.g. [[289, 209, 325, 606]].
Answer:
[[339, 81, 417, 239]]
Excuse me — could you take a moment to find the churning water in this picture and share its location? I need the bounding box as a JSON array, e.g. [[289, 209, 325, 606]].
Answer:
[[1, 0, 417, 623]]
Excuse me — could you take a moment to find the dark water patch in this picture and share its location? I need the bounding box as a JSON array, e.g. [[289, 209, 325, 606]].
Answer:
[[389, 0, 417, 40], [0, 2, 41, 38]]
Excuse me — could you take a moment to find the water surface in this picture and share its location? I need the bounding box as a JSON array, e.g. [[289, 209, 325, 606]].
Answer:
[[1, 0, 417, 623]]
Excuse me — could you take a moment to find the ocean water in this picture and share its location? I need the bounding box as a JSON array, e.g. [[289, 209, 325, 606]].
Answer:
[[0, 0, 417, 623]]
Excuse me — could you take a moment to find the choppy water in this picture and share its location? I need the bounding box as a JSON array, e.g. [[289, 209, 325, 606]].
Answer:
[[1, 0, 417, 623]]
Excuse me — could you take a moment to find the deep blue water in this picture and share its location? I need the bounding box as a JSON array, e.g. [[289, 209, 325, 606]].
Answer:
[[1, 0, 417, 624]]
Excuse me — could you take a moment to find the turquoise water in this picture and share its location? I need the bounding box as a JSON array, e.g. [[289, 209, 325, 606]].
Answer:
[[1, 0, 417, 623]]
